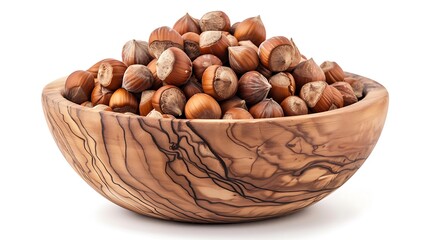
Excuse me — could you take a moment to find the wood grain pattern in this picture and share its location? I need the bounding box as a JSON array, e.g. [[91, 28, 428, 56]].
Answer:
[[41, 73, 388, 223]]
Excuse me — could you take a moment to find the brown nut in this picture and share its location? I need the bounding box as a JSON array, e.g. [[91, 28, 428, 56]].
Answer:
[[148, 26, 184, 59], [87, 58, 116, 78], [146, 109, 163, 118], [320, 61, 345, 84], [92, 104, 112, 112], [97, 59, 127, 91], [228, 45, 259, 74], [299, 81, 334, 113], [139, 90, 156, 116], [237, 71, 271, 105], [182, 32, 201, 60], [152, 85, 186, 117], [146, 109, 176, 119], [109, 88, 138, 113], [185, 93, 222, 119], [259, 36, 296, 72], [292, 58, 326, 91], [223, 107, 253, 119], [91, 82, 113, 106], [122, 64, 154, 93], [219, 96, 247, 114], [199, 11, 230, 32], [192, 54, 222, 80], [146, 59, 163, 90], [230, 22, 240, 35], [122, 39, 152, 66], [249, 98, 284, 118], [202, 65, 238, 101], [330, 81, 358, 106], [238, 40, 259, 53], [224, 33, 238, 46], [182, 76, 203, 99], [156, 47, 192, 86], [81, 101, 93, 107], [344, 77, 364, 99], [199, 31, 230, 63], [233, 15, 266, 46], [329, 85, 344, 108], [64, 70, 95, 104], [287, 38, 303, 71], [280, 96, 308, 116], [173, 13, 201, 35], [268, 72, 296, 103], [162, 114, 176, 119], [256, 63, 273, 79]]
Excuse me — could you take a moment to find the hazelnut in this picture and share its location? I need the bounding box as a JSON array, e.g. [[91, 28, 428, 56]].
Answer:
[[146, 59, 163, 90], [233, 15, 266, 46], [280, 96, 308, 116], [182, 76, 203, 99], [287, 38, 303, 71], [199, 31, 230, 63], [109, 88, 138, 113], [299, 81, 334, 113], [228, 46, 259, 74], [122, 39, 152, 66], [87, 58, 116, 78], [230, 22, 240, 35], [81, 101, 93, 107], [91, 82, 113, 106], [152, 85, 186, 117], [146, 109, 163, 118], [97, 59, 127, 91], [223, 107, 253, 119], [182, 32, 201, 60], [259, 36, 296, 72], [268, 72, 295, 103], [162, 114, 176, 119], [185, 93, 222, 119], [192, 54, 222, 80], [202, 65, 238, 101], [331, 81, 358, 106], [173, 13, 201, 35], [329, 85, 344, 108], [139, 90, 156, 116], [224, 33, 238, 46], [122, 64, 154, 93], [292, 58, 326, 91], [237, 71, 271, 105], [320, 61, 345, 84], [344, 77, 364, 99], [92, 104, 112, 112], [249, 98, 284, 118], [256, 63, 273, 79], [199, 11, 230, 32], [64, 70, 95, 104], [156, 47, 192, 86], [219, 96, 247, 114], [148, 26, 184, 59], [238, 40, 259, 53]]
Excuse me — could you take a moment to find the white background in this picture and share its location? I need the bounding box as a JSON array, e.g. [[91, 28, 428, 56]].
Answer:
[[1, 0, 427, 239]]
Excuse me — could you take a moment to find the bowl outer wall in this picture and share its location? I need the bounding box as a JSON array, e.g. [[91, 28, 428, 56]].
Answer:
[[41, 72, 388, 223]]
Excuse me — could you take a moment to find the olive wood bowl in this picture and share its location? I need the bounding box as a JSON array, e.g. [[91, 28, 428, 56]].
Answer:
[[42, 73, 388, 223]]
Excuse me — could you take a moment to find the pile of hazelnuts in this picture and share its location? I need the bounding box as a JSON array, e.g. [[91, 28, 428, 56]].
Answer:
[[64, 11, 363, 119]]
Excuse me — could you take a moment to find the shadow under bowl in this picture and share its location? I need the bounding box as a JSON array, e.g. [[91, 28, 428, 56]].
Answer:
[[42, 72, 388, 223]]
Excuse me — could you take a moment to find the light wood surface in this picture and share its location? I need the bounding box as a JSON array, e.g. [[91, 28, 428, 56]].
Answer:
[[42, 73, 388, 223]]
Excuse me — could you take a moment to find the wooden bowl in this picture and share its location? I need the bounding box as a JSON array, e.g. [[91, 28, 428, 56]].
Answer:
[[42, 73, 388, 223]]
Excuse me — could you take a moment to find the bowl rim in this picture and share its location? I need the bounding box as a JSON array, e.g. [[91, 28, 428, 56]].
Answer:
[[42, 72, 388, 124]]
